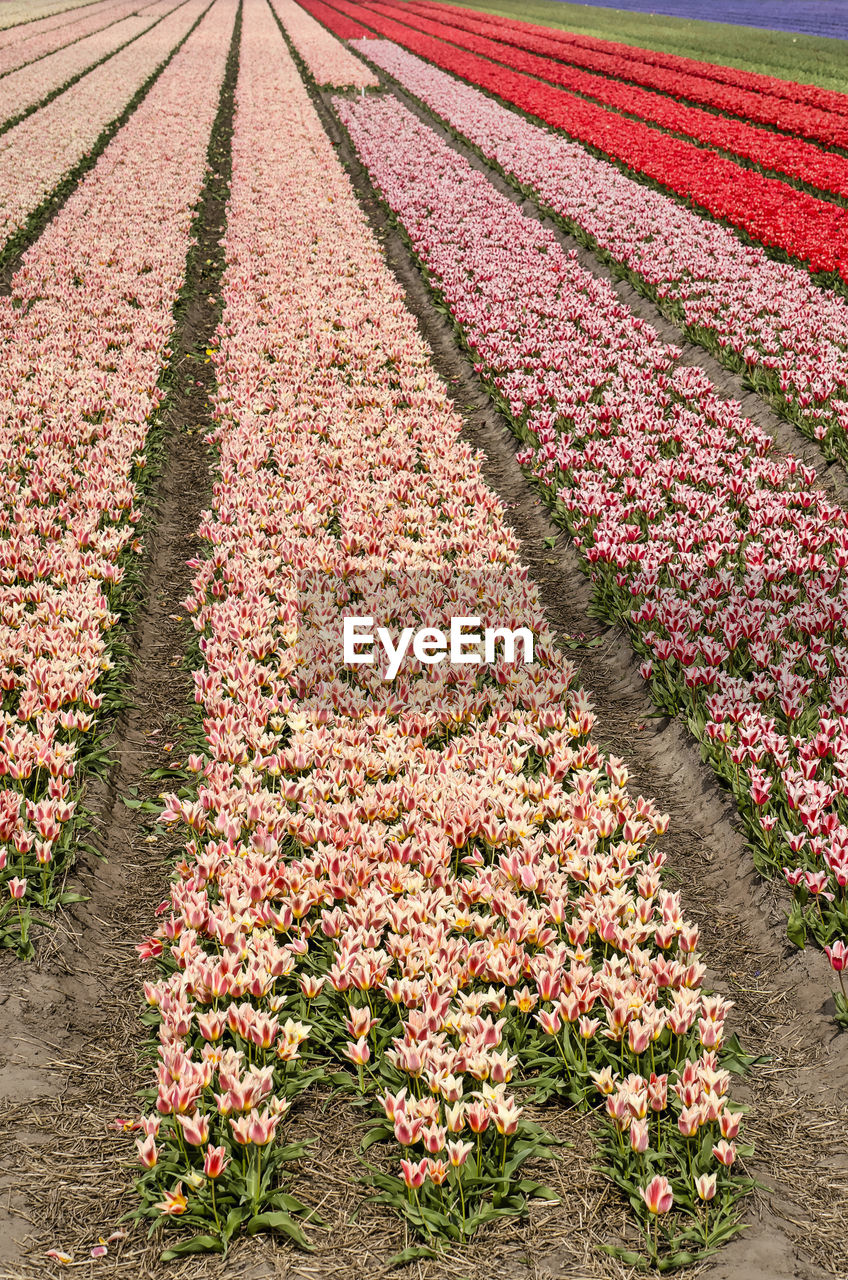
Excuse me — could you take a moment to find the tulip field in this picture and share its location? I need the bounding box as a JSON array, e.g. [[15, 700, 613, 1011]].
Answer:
[[2, 0, 848, 1276]]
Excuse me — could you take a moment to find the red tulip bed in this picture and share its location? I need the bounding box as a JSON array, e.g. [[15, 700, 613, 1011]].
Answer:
[[9, 0, 848, 1271], [401, 0, 848, 118], [300, 3, 848, 471], [351, 0, 848, 201], [389, 0, 848, 147], [307, 0, 848, 285]]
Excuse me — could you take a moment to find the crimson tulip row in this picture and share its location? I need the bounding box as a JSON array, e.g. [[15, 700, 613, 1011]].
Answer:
[[332, 89, 848, 1009], [269, 0, 376, 86], [406, 0, 848, 121], [0, 0, 214, 253], [131, 1, 749, 1265], [288, 0, 371, 37], [0, 0, 235, 952], [313, 0, 848, 282], [400, 0, 848, 147], [358, 0, 848, 201], [345, 37, 848, 468]]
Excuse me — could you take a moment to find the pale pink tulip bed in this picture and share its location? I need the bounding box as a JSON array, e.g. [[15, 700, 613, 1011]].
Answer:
[[0, 0, 101, 32], [0, 0, 213, 255], [0, 0, 235, 953], [0, 0, 161, 77], [270, 0, 376, 85], [126, 0, 752, 1268], [0, 0, 187, 131]]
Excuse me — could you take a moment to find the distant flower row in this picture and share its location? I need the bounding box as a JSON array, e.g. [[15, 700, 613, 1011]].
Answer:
[[0, 0, 157, 78], [320, 0, 848, 280], [0, 0, 182, 131], [362, 0, 848, 200], [395, 0, 848, 143], [0, 0, 100, 34], [349, 39, 848, 469], [0, 0, 211, 251]]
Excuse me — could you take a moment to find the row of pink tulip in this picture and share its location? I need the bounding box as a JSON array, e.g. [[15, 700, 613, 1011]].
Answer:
[[350, 39, 848, 466], [270, 0, 376, 86], [334, 91, 848, 997], [362, 0, 848, 201], [0, 0, 211, 251], [0, 0, 156, 77], [132, 3, 749, 1265], [0, 0, 235, 951], [0, 0, 185, 130], [0, 0, 100, 32]]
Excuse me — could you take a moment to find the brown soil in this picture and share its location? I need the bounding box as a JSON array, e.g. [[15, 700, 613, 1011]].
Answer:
[[2, 23, 848, 1280]]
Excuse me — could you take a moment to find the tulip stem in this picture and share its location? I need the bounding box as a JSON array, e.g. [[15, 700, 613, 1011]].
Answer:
[[211, 1179, 221, 1233]]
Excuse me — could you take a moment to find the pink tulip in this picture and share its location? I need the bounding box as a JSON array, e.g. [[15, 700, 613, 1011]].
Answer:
[[399, 1158, 427, 1190], [640, 1175, 674, 1216], [713, 1139, 738, 1167], [825, 940, 848, 972], [135, 1134, 158, 1169], [203, 1144, 231, 1179]]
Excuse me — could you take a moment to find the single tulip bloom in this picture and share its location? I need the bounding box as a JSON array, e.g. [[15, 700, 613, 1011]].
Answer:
[[825, 940, 848, 972], [177, 1112, 210, 1146], [713, 1139, 737, 1167], [630, 1119, 649, 1154], [640, 1174, 674, 1216], [399, 1158, 427, 1190], [136, 1134, 158, 1168], [203, 1144, 230, 1179], [447, 1139, 473, 1168]]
